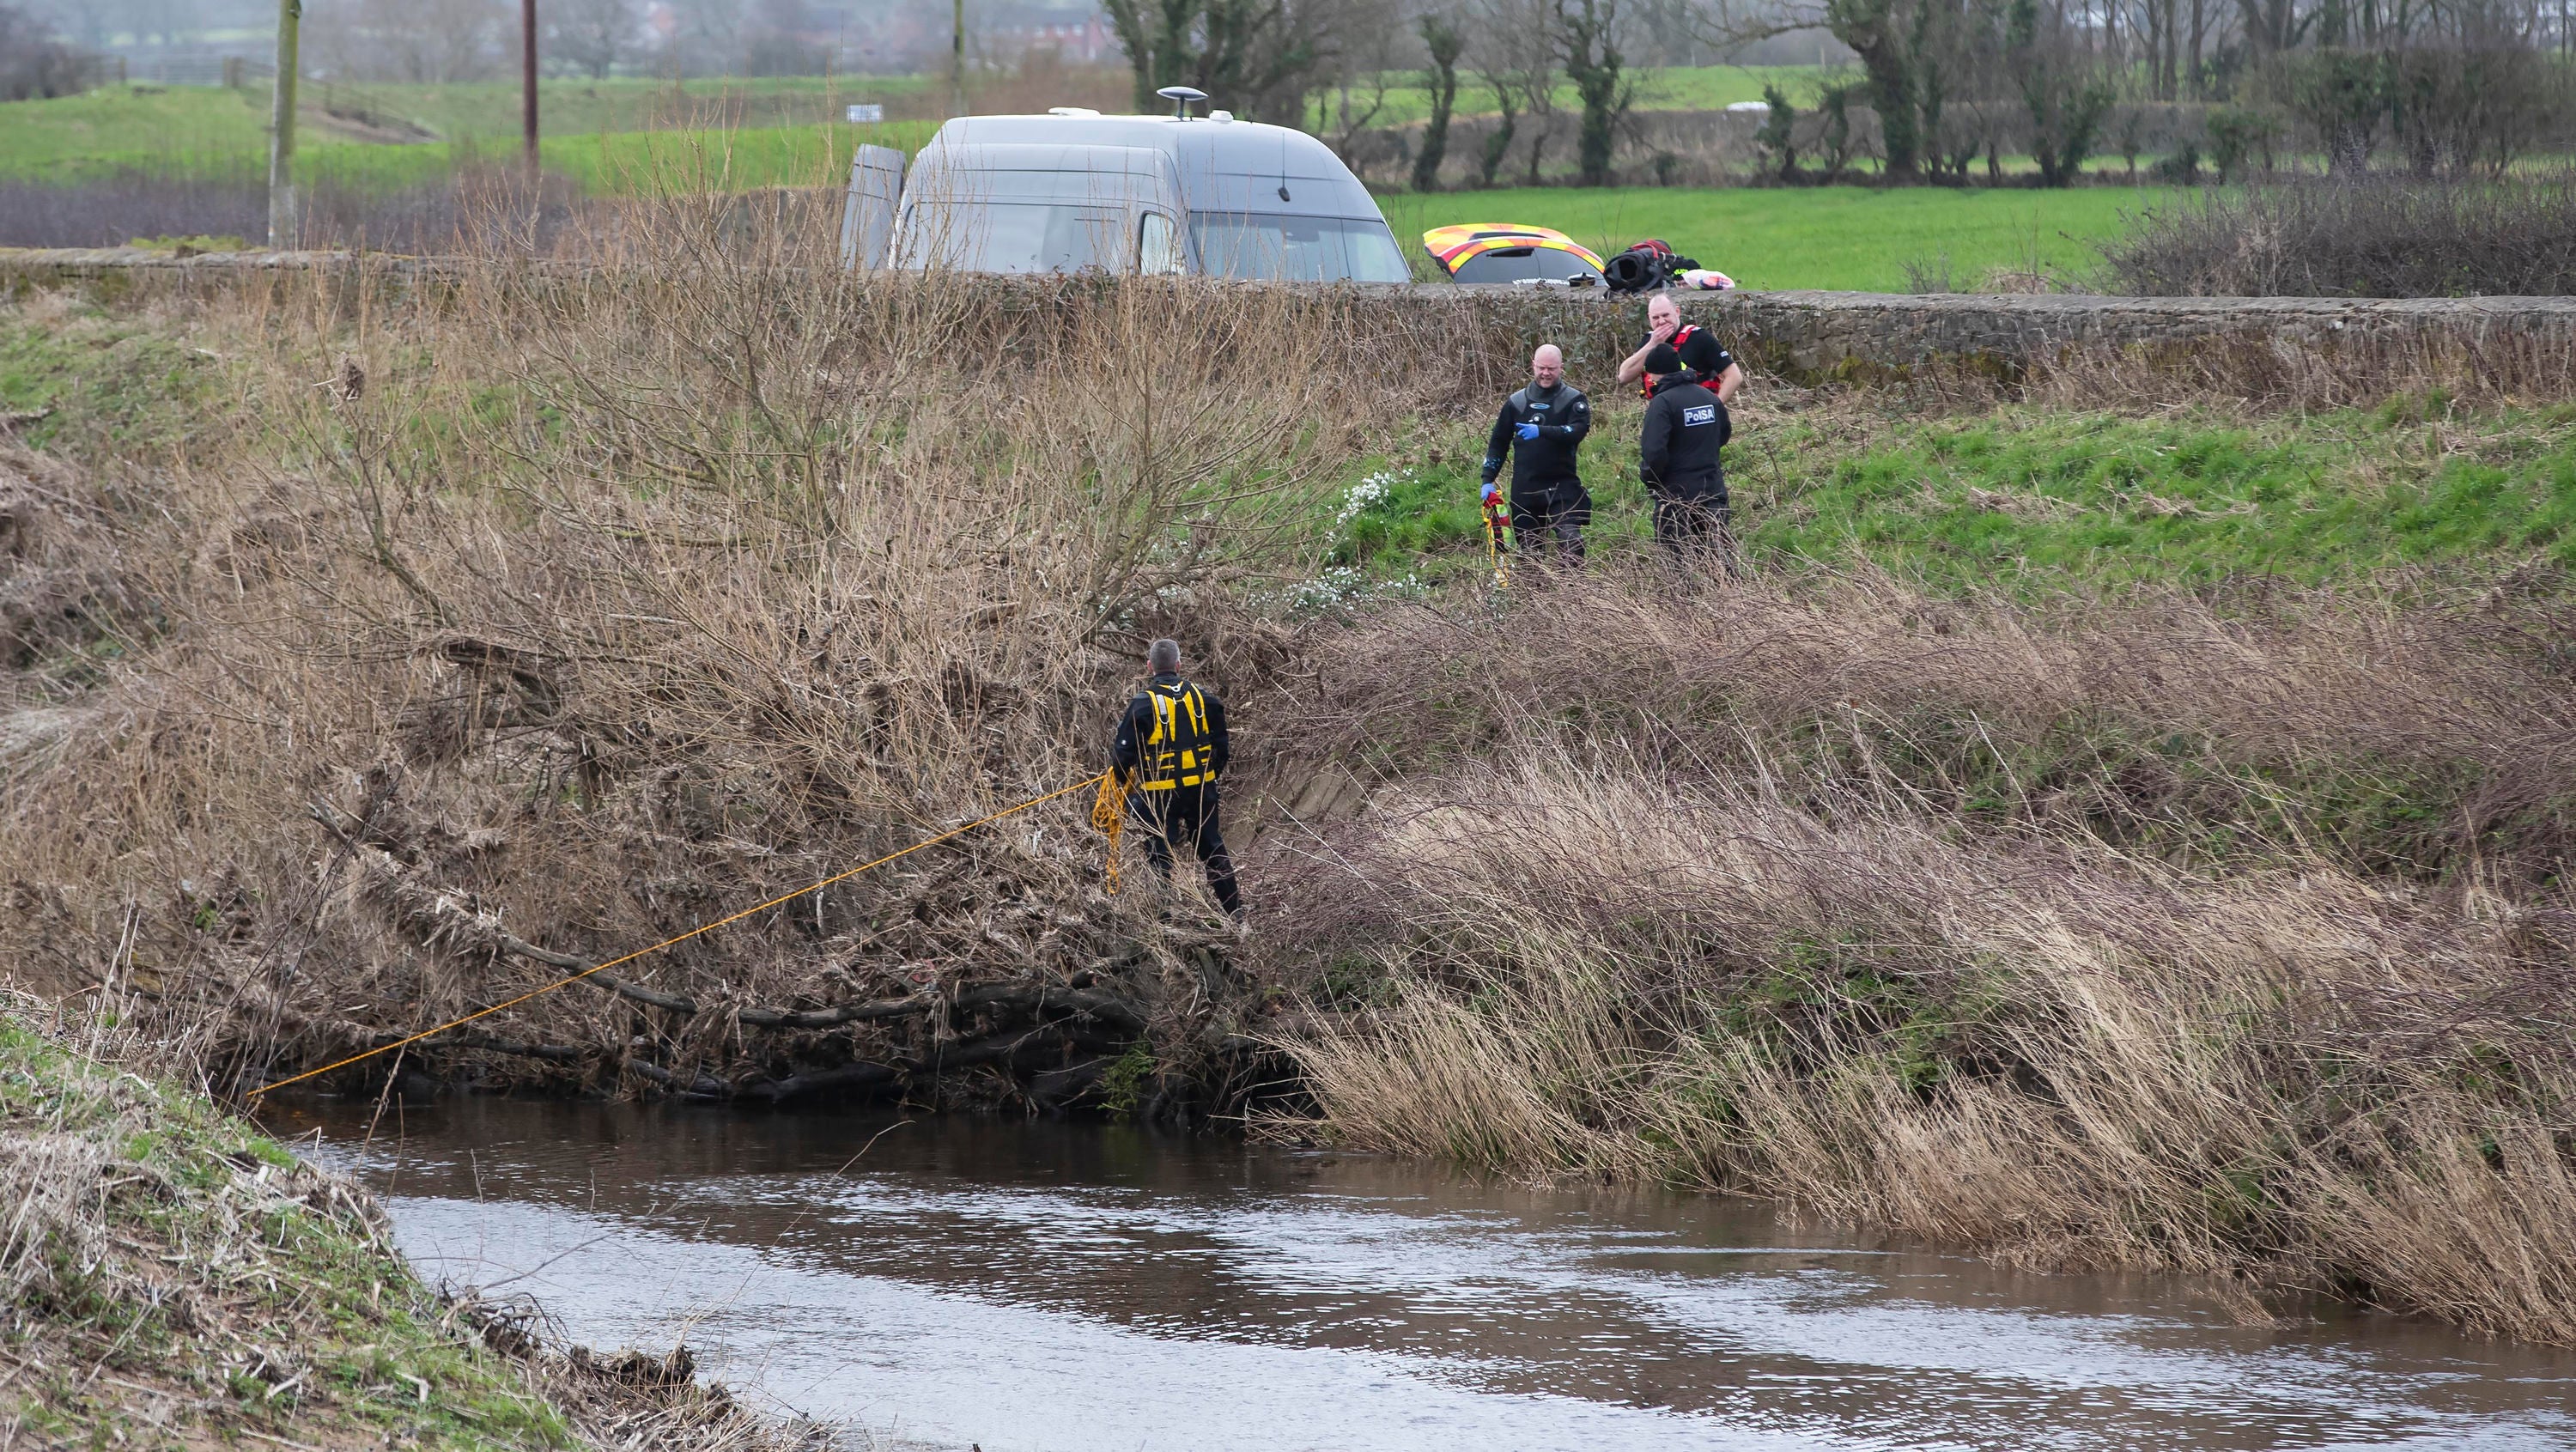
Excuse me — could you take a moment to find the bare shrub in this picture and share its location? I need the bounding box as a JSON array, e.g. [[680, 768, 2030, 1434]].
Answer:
[[0, 3, 94, 101], [0, 184, 1431, 1102], [2104, 174, 2576, 297], [1252, 562, 2576, 1340]]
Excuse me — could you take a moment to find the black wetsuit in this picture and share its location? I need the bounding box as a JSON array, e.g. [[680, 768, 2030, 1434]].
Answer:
[[1481, 380, 1593, 564]]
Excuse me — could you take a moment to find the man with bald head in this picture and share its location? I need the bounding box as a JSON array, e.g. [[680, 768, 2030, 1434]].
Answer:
[[1479, 343, 1593, 566]]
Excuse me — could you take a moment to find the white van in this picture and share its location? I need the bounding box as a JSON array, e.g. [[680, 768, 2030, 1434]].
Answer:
[[840, 101, 1410, 283]]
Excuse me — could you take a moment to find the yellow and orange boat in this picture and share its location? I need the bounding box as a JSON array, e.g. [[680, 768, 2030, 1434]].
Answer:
[[1421, 223, 1608, 286]]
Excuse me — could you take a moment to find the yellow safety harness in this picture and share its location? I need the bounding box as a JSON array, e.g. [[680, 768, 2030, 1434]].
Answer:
[[1137, 680, 1216, 792]]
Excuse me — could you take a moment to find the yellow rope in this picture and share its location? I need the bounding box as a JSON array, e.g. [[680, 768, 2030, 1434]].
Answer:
[[1483, 492, 1511, 590], [249, 772, 1109, 1099], [1090, 769, 1131, 894]]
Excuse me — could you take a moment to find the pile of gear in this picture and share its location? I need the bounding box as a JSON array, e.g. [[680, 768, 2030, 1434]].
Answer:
[[1600, 239, 1735, 295]]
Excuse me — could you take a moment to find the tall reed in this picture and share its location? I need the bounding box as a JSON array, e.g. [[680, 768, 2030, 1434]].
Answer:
[[1263, 566, 2576, 1342]]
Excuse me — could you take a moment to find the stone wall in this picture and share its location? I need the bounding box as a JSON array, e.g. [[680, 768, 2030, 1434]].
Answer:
[[7, 246, 2575, 399]]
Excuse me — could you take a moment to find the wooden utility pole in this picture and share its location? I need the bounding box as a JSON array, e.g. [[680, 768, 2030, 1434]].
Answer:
[[522, 0, 540, 171], [264, 0, 301, 249], [951, 0, 966, 117]]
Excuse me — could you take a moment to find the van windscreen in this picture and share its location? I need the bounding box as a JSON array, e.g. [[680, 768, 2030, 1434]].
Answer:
[[896, 202, 1129, 273], [1189, 214, 1409, 283]]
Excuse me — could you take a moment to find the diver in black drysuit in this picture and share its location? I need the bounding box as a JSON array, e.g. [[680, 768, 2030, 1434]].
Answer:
[[1480, 347, 1593, 566], [1110, 642, 1242, 918]]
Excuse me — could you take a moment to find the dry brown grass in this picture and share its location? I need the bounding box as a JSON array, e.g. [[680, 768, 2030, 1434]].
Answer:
[[1256, 566, 2576, 1342], [12, 179, 2576, 1348], [1276, 759, 2576, 1341], [1269, 567, 2576, 885]]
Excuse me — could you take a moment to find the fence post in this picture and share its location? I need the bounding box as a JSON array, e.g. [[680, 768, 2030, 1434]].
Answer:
[[267, 0, 301, 250]]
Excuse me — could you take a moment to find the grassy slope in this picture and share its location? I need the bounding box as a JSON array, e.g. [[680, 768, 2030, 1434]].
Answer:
[[0, 1014, 576, 1448], [1381, 184, 2159, 291], [1324, 395, 2576, 590]]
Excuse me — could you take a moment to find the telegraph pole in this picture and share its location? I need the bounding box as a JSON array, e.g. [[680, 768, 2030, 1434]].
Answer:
[[264, 0, 300, 249], [951, 0, 965, 117], [522, 0, 540, 171]]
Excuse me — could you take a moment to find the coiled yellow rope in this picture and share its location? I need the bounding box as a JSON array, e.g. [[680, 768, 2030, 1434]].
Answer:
[[1091, 769, 1132, 894]]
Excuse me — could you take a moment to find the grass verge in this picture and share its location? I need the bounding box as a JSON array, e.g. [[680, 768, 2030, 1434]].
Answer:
[[1315, 392, 2576, 592], [0, 1005, 798, 1449]]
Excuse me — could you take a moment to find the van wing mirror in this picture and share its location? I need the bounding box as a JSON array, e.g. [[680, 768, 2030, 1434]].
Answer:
[[839, 144, 906, 270]]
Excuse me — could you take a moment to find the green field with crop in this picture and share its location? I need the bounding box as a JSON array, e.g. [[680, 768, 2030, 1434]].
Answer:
[[1382, 184, 2165, 291], [0, 76, 922, 177]]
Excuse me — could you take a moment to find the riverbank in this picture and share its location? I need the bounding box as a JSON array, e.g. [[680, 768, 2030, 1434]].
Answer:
[[3, 230, 2574, 1350], [0, 1004, 802, 1449]]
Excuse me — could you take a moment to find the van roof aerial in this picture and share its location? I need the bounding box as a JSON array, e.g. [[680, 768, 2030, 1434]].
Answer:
[[1155, 85, 1208, 119]]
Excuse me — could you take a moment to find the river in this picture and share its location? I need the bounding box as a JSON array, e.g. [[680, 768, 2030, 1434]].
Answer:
[[263, 1095, 2576, 1452]]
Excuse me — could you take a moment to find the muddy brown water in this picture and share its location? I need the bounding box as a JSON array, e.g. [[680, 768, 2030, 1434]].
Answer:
[[265, 1096, 2576, 1451]]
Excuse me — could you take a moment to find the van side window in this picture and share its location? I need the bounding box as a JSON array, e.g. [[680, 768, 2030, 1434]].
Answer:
[[1139, 212, 1185, 275]]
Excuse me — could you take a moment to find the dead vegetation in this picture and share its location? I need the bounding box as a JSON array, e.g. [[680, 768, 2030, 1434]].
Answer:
[[0, 197, 1455, 1115], [1260, 567, 2576, 1342]]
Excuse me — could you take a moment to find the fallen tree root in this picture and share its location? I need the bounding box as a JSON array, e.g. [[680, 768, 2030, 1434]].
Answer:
[[482, 927, 1150, 1036], [367, 1019, 1150, 1105]]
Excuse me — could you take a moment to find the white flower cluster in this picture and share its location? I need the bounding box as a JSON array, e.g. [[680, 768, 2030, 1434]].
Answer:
[[1334, 468, 1410, 531], [1281, 566, 1428, 618]]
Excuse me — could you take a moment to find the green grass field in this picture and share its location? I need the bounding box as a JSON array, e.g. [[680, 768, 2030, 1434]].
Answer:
[[1381, 185, 2164, 291], [0, 77, 929, 177]]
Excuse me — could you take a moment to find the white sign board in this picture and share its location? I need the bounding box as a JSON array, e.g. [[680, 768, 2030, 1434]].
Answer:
[[846, 104, 885, 124]]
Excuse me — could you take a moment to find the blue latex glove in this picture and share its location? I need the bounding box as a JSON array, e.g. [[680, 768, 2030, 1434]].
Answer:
[[1515, 422, 1541, 441], [1481, 481, 1502, 507]]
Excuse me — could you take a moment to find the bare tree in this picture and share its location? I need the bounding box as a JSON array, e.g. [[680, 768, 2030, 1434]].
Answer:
[[657, 0, 745, 74], [1466, 0, 1560, 184], [1413, 10, 1465, 189], [308, 0, 510, 83], [548, 0, 639, 78], [1316, 0, 1413, 165]]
